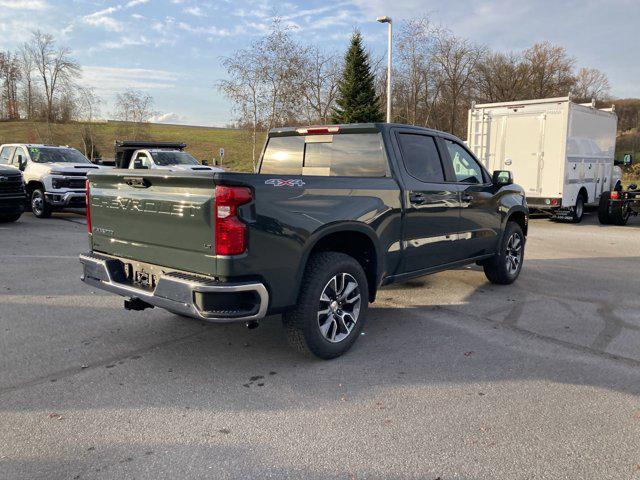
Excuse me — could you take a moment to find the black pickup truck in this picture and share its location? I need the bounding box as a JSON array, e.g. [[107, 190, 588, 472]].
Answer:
[[80, 123, 528, 359], [0, 165, 26, 222]]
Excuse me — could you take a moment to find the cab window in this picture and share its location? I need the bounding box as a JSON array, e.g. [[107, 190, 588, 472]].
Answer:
[[13, 147, 28, 166], [133, 152, 152, 169], [445, 140, 486, 184], [0, 146, 14, 165]]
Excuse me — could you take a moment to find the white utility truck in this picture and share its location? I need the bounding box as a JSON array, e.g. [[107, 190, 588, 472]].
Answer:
[[467, 96, 621, 222]]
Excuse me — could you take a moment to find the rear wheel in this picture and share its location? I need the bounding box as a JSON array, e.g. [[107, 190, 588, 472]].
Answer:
[[598, 192, 611, 224], [0, 213, 21, 223], [31, 189, 52, 218], [483, 222, 525, 285], [283, 252, 368, 359], [571, 195, 585, 223]]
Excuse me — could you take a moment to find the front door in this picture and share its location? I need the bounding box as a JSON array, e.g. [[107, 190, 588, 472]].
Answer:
[[442, 138, 501, 259], [394, 131, 462, 272]]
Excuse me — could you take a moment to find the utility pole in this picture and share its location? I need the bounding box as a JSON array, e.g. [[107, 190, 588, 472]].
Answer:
[[377, 16, 393, 123]]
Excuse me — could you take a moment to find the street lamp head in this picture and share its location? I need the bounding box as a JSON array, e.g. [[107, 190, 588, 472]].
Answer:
[[376, 16, 392, 23]]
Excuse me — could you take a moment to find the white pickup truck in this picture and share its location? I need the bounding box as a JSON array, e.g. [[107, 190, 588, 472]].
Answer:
[[115, 141, 223, 172], [0, 144, 107, 218]]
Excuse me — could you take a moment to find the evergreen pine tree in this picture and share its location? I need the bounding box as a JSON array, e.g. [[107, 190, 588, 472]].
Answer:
[[332, 30, 384, 124]]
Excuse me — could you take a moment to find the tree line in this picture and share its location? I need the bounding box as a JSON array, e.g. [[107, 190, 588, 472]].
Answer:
[[218, 18, 620, 165]]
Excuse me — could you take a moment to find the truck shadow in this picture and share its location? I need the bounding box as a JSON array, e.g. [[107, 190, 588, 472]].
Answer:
[[1, 256, 639, 414]]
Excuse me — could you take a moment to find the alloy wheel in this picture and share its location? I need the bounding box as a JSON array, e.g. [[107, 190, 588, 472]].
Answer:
[[317, 273, 361, 343], [32, 192, 43, 216], [505, 232, 523, 275]]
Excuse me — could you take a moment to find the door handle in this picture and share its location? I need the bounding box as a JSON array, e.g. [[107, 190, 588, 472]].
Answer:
[[409, 192, 426, 205]]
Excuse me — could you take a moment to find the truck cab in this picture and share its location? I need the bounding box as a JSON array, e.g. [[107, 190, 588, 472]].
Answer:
[[0, 143, 105, 218]]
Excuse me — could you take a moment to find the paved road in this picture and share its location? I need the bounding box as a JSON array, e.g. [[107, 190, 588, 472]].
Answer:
[[1, 212, 639, 479]]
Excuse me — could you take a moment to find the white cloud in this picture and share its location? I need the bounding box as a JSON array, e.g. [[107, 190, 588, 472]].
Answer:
[[80, 66, 181, 93], [0, 0, 48, 9], [149, 112, 186, 124], [184, 6, 205, 17], [125, 0, 149, 7], [83, 6, 124, 32]]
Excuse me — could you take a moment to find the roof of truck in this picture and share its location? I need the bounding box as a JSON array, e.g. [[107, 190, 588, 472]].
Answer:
[[0, 144, 74, 149], [269, 123, 458, 140]]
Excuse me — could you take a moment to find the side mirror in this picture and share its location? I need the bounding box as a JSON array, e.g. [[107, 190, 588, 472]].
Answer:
[[492, 170, 513, 186], [202, 160, 208, 166], [16, 155, 25, 170]]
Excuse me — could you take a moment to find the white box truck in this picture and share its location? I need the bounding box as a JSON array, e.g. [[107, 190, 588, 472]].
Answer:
[[467, 96, 622, 222]]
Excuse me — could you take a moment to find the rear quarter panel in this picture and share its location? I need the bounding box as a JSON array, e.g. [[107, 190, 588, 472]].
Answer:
[[215, 173, 403, 310]]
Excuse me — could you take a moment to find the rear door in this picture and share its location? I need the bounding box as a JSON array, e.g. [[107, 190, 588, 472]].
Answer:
[[392, 129, 462, 271], [501, 113, 544, 196]]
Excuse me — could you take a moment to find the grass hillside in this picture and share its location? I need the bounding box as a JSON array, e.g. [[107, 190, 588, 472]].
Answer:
[[0, 120, 265, 172]]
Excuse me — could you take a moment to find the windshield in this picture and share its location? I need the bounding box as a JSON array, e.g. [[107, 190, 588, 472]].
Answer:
[[29, 147, 91, 164], [150, 151, 199, 166]]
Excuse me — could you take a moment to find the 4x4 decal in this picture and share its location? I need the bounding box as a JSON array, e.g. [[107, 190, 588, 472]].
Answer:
[[265, 179, 305, 187]]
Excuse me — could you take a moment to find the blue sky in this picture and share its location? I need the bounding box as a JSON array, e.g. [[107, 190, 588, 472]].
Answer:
[[0, 0, 638, 126]]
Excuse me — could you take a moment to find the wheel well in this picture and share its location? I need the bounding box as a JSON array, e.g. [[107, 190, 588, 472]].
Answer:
[[26, 181, 43, 195], [507, 211, 528, 237], [578, 187, 588, 203], [308, 231, 378, 301]]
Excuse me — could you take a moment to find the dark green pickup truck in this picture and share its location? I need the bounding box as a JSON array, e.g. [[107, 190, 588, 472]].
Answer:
[[80, 123, 528, 359]]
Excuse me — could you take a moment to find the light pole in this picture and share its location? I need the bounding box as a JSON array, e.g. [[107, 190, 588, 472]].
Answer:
[[377, 16, 392, 123]]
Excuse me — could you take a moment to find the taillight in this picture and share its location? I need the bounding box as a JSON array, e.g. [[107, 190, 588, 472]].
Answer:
[[85, 179, 92, 234], [214, 185, 252, 256], [610, 191, 620, 200]]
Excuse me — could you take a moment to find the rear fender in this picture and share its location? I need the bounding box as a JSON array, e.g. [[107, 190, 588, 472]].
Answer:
[[294, 222, 383, 300]]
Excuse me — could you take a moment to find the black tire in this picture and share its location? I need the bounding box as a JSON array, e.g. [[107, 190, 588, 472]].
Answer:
[[571, 195, 585, 223], [0, 213, 21, 223], [283, 252, 369, 360], [610, 200, 630, 226], [598, 192, 611, 225], [483, 222, 525, 285], [31, 188, 52, 218]]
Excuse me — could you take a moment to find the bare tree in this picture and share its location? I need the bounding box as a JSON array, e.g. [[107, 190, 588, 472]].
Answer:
[[113, 89, 156, 139], [77, 87, 102, 159], [19, 44, 35, 119], [0, 51, 21, 119], [474, 52, 532, 102], [299, 47, 340, 125], [523, 41, 575, 98], [26, 30, 80, 122], [432, 31, 483, 137], [219, 19, 307, 168], [572, 67, 611, 102]]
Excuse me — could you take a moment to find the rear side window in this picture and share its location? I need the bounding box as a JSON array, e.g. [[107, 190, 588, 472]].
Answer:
[[260, 133, 387, 177], [261, 136, 304, 175], [0, 146, 14, 165], [397, 134, 445, 183]]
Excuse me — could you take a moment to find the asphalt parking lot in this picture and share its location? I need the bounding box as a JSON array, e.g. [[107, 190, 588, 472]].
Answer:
[[1, 211, 639, 480]]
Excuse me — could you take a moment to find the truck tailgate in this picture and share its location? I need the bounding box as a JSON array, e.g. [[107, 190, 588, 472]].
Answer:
[[88, 170, 217, 276]]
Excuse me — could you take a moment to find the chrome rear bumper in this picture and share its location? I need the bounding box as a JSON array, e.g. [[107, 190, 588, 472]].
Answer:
[[79, 252, 269, 322]]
